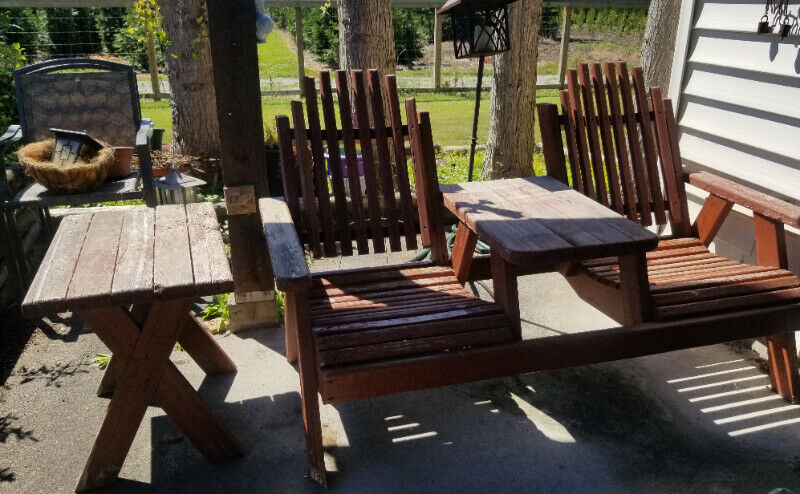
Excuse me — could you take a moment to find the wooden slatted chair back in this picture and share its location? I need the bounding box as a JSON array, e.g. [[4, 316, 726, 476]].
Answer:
[[537, 62, 692, 237], [275, 69, 446, 261]]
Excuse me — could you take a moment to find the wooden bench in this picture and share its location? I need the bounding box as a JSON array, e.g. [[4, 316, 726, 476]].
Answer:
[[536, 61, 800, 402]]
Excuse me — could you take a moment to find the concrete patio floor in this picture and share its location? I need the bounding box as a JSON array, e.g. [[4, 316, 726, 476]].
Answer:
[[3, 255, 800, 493]]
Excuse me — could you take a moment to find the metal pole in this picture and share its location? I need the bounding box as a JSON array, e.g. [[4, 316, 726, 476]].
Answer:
[[295, 7, 305, 90], [433, 12, 442, 90], [467, 55, 485, 182]]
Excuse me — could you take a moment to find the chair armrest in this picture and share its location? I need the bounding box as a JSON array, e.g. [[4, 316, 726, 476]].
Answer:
[[259, 197, 311, 292], [136, 121, 153, 147], [686, 170, 800, 228], [135, 122, 157, 207], [0, 125, 21, 148]]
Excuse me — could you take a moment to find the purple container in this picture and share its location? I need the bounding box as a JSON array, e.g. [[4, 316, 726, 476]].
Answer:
[[324, 152, 364, 179]]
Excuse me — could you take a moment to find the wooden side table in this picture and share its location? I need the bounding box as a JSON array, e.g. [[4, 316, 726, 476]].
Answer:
[[22, 203, 243, 492]]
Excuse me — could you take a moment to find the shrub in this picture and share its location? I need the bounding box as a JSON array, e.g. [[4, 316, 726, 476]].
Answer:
[[393, 9, 425, 66], [112, 9, 165, 71], [0, 20, 25, 132]]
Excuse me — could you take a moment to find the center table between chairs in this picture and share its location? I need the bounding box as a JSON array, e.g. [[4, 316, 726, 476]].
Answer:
[[21, 203, 243, 492]]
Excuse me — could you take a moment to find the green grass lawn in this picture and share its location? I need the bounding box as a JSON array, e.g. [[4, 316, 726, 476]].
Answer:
[[141, 89, 560, 149], [258, 31, 316, 80]]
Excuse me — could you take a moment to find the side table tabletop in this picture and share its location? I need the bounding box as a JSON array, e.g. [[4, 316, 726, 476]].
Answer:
[[21, 203, 243, 492], [441, 176, 660, 324]]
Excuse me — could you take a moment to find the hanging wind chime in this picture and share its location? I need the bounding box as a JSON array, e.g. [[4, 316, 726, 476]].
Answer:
[[438, 0, 519, 182], [757, 0, 796, 38]]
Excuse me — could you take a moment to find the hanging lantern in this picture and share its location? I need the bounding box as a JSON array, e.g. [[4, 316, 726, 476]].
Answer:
[[439, 0, 518, 59]]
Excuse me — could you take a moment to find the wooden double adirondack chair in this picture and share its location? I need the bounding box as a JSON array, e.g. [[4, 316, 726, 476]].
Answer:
[[536, 62, 800, 403]]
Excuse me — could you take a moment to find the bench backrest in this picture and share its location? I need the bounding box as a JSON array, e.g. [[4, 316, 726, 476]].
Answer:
[[276, 69, 447, 263], [537, 62, 692, 237], [15, 58, 142, 147]]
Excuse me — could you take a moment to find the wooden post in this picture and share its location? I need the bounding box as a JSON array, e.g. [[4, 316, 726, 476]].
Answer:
[[145, 15, 161, 101], [295, 7, 305, 91], [433, 12, 442, 90], [557, 7, 572, 87], [206, 0, 279, 330]]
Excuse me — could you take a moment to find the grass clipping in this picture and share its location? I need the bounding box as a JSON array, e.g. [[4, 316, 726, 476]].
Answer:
[[17, 138, 115, 193]]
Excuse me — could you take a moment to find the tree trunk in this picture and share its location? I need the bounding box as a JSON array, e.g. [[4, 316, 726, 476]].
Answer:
[[336, 0, 396, 76], [160, 0, 221, 160], [481, 0, 543, 180], [641, 0, 682, 92]]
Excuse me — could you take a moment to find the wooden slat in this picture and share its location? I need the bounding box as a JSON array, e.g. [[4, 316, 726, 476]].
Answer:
[[315, 275, 459, 299], [536, 103, 569, 184], [630, 66, 666, 225], [21, 213, 92, 315], [566, 69, 595, 199], [615, 62, 652, 226], [385, 74, 417, 250], [66, 209, 125, 308], [602, 62, 638, 221], [153, 205, 194, 298], [558, 91, 584, 193], [291, 100, 322, 258], [649, 267, 783, 293], [319, 71, 353, 256], [351, 70, 386, 252], [275, 115, 301, 225], [319, 326, 512, 367], [652, 275, 799, 306], [312, 296, 484, 326], [260, 197, 312, 292], [312, 285, 466, 311], [313, 264, 452, 289], [577, 64, 608, 206], [662, 99, 691, 229], [335, 70, 369, 253], [650, 87, 691, 236], [368, 69, 402, 252], [186, 202, 234, 296], [111, 207, 155, 304], [452, 221, 478, 284], [590, 63, 623, 214], [303, 76, 337, 256], [656, 287, 800, 320], [693, 193, 733, 246], [315, 312, 510, 351]]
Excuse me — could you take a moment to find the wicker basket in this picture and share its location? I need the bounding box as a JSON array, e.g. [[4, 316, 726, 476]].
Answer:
[[17, 139, 116, 193]]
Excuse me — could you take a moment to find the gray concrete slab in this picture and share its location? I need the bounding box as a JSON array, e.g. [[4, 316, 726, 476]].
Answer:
[[2, 261, 800, 493]]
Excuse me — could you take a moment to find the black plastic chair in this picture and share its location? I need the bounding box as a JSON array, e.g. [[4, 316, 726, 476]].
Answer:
[[0, 58, 158, 298]]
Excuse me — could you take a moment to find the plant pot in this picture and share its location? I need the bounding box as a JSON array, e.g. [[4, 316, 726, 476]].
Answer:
[[108, 146, 134, 179]]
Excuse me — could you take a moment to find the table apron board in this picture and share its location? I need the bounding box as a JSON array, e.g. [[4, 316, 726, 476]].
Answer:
[[21, 202, 234, 316], [440, 176, 659, 267]]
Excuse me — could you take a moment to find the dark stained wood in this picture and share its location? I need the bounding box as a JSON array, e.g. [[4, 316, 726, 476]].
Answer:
[[110, 207, 155, 305], [77, 303, 242, 491], [491, 250, 520, 340], [303, 76, 337, 256], [335, 70, 369, 253], [602, 62, 638, 221], [66, 209, 125, 308], [692, 193, 733, 246], [319, 71, 353, 255], [351, 70, 386, 252], [368, 69, 402, 251], [559, 90, 584, 193], [186, 202, 235, 296], [153, 205, 193, 298], [275, 115, 302, 223], [319, 303, 800, 403], [536, 103, 568, 184], [630, 66, 667, 225], [179, 313, 237, 375], [21, 213, 92, 315], [590, 63, 623, 214], [451, 222, 478, 284], [287, 291, 327, 485], [577, 64, 608, 205], [650, 87, 691, 236], [407, 105, 448, 264], [615, 62, 652, 226], [259, 197, 312, 292], [284, 290, 299, 364], [566, 69, 595, 199], [688, 171, 800, 229], [291, 100, 322, 258], [207, 0, 273, 293], [385, 74, 418, 250], [618, 251, 651, 324]]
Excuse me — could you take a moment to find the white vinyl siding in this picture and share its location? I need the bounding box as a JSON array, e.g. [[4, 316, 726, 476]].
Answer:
[[670, 0, 800, 203]]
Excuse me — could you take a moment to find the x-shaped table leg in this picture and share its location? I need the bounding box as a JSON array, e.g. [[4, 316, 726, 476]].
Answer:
[[75, 299, 243, 492]]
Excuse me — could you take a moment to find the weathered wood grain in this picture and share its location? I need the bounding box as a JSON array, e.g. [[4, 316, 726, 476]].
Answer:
[[66, 209, 125, 308], [153, 205, 194, 298], [111, 206, 155, 304], [186, 202, 234, 296], [259, 197, 311, 292]]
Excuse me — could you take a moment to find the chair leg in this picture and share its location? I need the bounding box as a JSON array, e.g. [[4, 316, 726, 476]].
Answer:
[[284, 292, 299, 364], [3, 208, 29, 293], [286, 291, 326, 486], [767, 333, 800, 404]]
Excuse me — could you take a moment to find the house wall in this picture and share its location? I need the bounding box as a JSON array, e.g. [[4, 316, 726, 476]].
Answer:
[[668, 0, 800, 269]]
